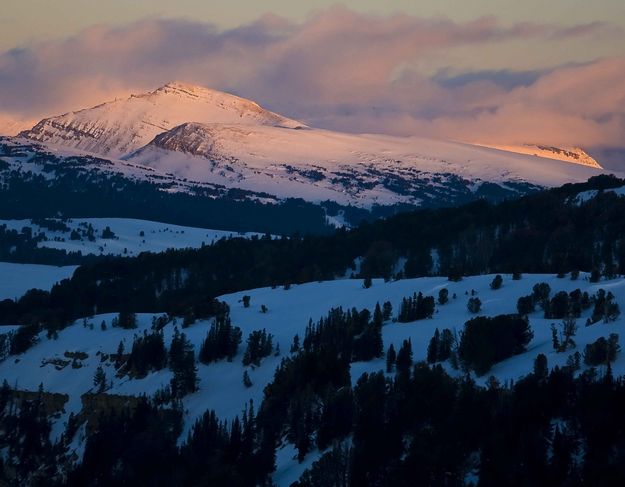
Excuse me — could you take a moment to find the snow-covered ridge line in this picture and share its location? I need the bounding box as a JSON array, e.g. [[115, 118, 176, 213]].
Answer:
[[474, 143, 602, 169], [0, 217, 266, 257]]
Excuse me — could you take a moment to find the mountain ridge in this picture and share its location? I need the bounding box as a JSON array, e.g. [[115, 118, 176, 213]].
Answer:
[[13, 82, 613, 208], [20, 81, 303, 158]]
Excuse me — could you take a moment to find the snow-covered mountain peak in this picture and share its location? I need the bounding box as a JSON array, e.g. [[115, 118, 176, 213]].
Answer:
[[146, 81, 268, 114], [152, 81, 245, 101], [20, 82, 304, 158]]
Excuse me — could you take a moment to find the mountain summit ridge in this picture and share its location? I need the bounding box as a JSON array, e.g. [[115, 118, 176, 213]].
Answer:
[[20, 81, 303, 157]]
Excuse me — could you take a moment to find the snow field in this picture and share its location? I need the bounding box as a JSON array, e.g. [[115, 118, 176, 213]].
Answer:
[[2, 272, 624, 483], [0, 218, 264, 257]]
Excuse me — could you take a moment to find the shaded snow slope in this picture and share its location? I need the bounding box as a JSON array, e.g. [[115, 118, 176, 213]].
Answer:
[[0, 218, 266, 257], [0, 262, 77, 300], [572, 184, 625, 205]]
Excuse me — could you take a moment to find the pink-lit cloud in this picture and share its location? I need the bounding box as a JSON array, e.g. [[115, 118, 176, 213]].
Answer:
[[0, 7, 623, 153]]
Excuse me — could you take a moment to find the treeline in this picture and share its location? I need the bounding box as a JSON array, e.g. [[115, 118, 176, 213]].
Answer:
[[3, 174, 625, 341], [0, 143, 333, 237]]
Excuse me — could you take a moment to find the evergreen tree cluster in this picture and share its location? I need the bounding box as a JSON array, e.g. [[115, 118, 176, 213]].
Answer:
[[302, 306, 383, 362], [397, 292, 435, 322], [112, 311, 138, 330], [242, 329, 274, 367], [293, 359, 625, 487], [516, 294, 535, 315], [551, 317, 578, 353], [394, 339, 414, 375], [584, 334, 620, 366], [544, 289, 591, 319], [518, 285, 617, 324], [490, 274, 503, 290], [93, 366, 107, 393], [467, 296, 482, 314], [177, 403, 272, 485], [589, 289, 620, 324], [426, 328, 455, 363], [458, 314, 534, 375], [122, 330, 167, 378], [199, 314, 242, 364], [168, 329, 198, 398], [69, 398, 183, 486]]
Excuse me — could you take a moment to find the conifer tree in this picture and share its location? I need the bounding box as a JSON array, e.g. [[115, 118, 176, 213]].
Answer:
[[467, 297, 482, 314], [382, 301, 393, 321], [490, 274, 503, 290], [395, 339, 413, 375], [199, 316, 242, 364], [169, 329, 198, 398], [427, 329, 441, 363], [243, 370, 253, 388], [93, 366, 107, 393], [386, 344, 396, 373], [373, 303, 383, 327]]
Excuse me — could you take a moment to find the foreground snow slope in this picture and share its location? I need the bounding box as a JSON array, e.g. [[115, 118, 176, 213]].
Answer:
[[1, 272, 624, 483], [0, 262, 77, 300], [0, 218, 265, 257]]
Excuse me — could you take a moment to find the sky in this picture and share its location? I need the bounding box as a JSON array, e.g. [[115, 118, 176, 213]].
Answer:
[[1, 1, 625, 164]]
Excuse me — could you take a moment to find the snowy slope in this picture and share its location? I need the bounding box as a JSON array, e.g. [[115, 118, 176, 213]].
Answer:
[[0, 262, 77, 300], [475, 143, 602, 169], [572, 184, 625, 205], [0, 136, 243, 200], [1, 272, 624, 483], [0, 218, 266, 257], [15, 82, 612, 208], [126, 121, 606, 206], [21, 82, 303, 158]]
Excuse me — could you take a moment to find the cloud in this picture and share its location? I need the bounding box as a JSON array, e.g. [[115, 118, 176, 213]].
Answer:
[[0, 7, 623, 153]]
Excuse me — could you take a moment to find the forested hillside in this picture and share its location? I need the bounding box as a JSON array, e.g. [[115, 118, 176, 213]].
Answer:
[[2, 174, 624, 335]]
